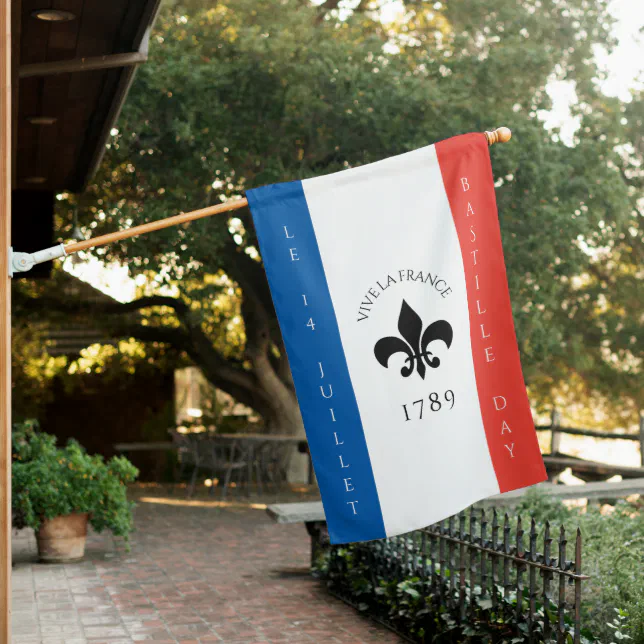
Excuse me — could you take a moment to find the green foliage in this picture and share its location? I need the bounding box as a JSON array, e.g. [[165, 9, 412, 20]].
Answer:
[[512, 486, 573, 525], [12, 421, 139, 544], [608, 609, 634, 643], [516, 490, 644, 643], [320, 545, 591, 643], [51, 0, 642, 424], [11, 311, 66, 422]]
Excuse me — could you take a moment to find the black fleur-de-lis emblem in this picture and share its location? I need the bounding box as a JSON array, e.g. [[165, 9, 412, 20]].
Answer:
[[374, 300, 453, 379]]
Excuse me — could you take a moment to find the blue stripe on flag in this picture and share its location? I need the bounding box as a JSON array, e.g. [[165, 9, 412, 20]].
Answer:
[[247, 181, 386, 544]]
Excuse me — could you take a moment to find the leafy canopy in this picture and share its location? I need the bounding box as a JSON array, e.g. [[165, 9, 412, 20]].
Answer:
[[55, 0, 642, 419]]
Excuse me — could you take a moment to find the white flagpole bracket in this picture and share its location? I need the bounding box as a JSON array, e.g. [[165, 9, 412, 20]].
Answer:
[[9, 243, 67, 277]]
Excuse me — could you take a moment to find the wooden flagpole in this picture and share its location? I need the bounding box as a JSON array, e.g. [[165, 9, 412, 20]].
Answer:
[[66, 198, 248, 254], [0, 0, 10, 640], [64, 127, 511, 257]]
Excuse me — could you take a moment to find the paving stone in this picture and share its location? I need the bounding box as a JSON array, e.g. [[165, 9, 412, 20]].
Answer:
[[12, 492, 401, 643]]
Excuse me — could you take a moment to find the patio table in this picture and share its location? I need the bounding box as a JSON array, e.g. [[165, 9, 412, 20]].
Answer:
[[115, 434, 312, 492], [210, 434, 310, 493]]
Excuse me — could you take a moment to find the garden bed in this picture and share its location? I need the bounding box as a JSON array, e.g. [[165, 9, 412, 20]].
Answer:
[[317, 490, 643, 643]]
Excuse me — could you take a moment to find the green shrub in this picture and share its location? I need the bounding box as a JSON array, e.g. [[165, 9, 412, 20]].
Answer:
[[516, 489, 644, 643], [12, 420, 139, 544], [320, 544, 591, 643]]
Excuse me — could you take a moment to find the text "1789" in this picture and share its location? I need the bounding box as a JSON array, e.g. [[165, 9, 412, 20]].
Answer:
[[402, 390, 455, 421]]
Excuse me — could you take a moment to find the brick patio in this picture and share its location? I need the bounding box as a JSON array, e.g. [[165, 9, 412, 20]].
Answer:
[[11, 493, 401, 644]]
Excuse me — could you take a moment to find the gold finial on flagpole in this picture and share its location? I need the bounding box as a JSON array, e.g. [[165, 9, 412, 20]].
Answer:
[[484, 127, 512, 146]]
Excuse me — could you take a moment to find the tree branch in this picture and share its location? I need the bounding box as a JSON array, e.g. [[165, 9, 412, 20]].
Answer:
[[220, 233, 276, 321], [110, 295, 189, 315], [15, 285, 278, 413], [110, 321, 275, 415], [113, 323, 191, 348], [14, 290, 189, 318]]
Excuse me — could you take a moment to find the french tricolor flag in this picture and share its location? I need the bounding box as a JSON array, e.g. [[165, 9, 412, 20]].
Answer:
[[247, 133, 546, 544]]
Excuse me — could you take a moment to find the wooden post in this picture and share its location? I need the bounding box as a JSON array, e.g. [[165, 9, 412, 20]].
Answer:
[[0, 0, 10, 641], [639, 412, 644, 467], [550, 408, 562, 455]]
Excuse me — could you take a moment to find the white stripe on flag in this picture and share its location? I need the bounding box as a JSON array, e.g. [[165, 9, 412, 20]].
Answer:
[[301, 144, 500, 537]]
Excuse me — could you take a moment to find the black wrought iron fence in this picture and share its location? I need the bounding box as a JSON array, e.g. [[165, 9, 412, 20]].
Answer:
[[325, 508, 588, 643]]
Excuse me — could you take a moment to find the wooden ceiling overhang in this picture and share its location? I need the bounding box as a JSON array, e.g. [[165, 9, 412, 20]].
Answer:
[[13, 0, 162, 193]]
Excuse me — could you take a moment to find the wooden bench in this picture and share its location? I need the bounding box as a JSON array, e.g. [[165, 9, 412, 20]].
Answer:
[[266, 502, 327, 565], [267, 478, 644, 561]]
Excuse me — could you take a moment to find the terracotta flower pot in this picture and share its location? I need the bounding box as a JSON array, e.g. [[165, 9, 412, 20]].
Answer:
[[36, 512, 89, 563]]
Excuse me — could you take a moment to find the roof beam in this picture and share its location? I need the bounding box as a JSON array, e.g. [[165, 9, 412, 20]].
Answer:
[[79, 14, 159, 189], [18, 51, 148, 78]]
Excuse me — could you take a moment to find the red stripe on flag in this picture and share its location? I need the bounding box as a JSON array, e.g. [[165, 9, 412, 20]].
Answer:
[[435, 133, 546, 493]]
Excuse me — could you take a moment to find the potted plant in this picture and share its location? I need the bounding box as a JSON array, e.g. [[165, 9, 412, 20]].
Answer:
[[12, 421, 139, 563]]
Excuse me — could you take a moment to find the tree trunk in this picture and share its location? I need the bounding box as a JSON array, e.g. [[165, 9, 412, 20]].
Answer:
[[249, 353, 308, 482], [181, 307, 308, 481], [251, 351, 303, 435]]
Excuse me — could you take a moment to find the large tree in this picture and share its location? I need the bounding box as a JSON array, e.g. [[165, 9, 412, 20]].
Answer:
[[19, 0, 643, 433]]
